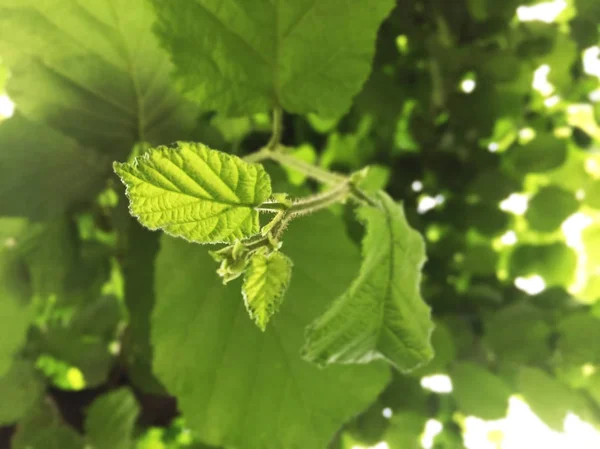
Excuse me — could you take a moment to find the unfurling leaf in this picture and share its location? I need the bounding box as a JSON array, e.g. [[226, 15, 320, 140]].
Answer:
[[242, 248, 293, 331], [303, 191, 434, 372], [114, 142, 272, 243]]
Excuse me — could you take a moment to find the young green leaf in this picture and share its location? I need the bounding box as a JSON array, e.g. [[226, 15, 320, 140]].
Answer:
[[152, 212, 390, 449], [242, 248, 293, 331], [150, 0, 395, 118], [114, 142, 272, 243], [85, 388, 140, 449], [303, 191, 434, 372]]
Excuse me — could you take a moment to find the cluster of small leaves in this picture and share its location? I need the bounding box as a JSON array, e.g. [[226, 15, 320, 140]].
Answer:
[[1, 0, 600, 448]]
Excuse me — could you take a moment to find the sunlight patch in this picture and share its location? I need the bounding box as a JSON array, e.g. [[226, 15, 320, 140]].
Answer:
[[421, 374, 453, 393], [517, 0, 567, 23], [418, 194, 445, 214], [532, 65, 554, 97], [500, 193, 529, 215], [463, 396, 600, 449], [562, 212, 594, 294], [583, 46, 600, 79], [421, 419, 443, 449], [515, 275, 546, 295], [0, 94, 14, 118]]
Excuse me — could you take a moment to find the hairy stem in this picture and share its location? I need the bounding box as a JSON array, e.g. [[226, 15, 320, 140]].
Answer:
[[288, 182, 351, 216], [268, 149, 347, 185]]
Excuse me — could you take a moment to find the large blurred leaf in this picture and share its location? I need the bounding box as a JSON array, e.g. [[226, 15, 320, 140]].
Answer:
[[507, 133, 567, 174], [122, 223, 164, 394], [150, 0, 395, 117], [557, 312, 600, 366], [509, 243, 577, 287], [518, 367, 589, 431], [0, 116, 106, 220], [85, 388, 140, 449], [152, 212, 390, 449], [484, 302, 552, 364], [525, 186, 579, 233], [0, 0, 197, 158], [0, 218, 33, 376], [383, 411, 427, 449], [451, 362, 511, 420], [12, 398, 84, 449], [0, 360, 45, 425], [31, 292, 120, 389]]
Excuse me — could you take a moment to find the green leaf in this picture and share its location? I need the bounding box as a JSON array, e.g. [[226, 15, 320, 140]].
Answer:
[[152, 212, 390, 449], [518, 367, 581, 430], [583, 224, 600, 270], [19, 218, 77, 299], [0, 218, 33, 376], [507, 133, 567, 174], [114, 142, 272, 243], [242, 248, 293, 331], [451, 362, 511, 420], [409, 322, 456, 377], [509, 243, 577, 288], [150, 0, 395, 118], [303, 192, 434, 372], [122, 223, 165, 394], [31, 324, 115, 389], [585, 180, 600, 210], [484, 303, 552, 364], [525, 186, 579, 233], [0, 116, 106, 220], [85, 388, 140, 449], [0, 360, 45, 425], [462, 243, 499, 276], [0, 0, 197, 158], [383, 412, 428, 449], [557, 312, 600, 365], [12, 398, 84, 449]]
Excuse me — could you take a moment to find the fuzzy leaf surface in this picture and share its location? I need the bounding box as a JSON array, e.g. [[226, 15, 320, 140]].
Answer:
[[114, 142, 272, 243], [303, 192, 434, 371], [242, 248, 293, 331]]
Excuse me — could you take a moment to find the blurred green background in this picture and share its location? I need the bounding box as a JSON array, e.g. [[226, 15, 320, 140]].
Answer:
[[1, 0, 600, 448]]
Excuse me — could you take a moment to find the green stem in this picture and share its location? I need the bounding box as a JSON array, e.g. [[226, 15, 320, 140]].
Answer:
[[266, 106, 284, 150], [243, 149, 270, 163], [268, 148, 347, 185], [288, 181, 351, 216], [255, 201, 290, 213]]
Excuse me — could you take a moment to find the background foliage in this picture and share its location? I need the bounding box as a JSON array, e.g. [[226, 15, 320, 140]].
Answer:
[[1, 0, 600, 448]]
